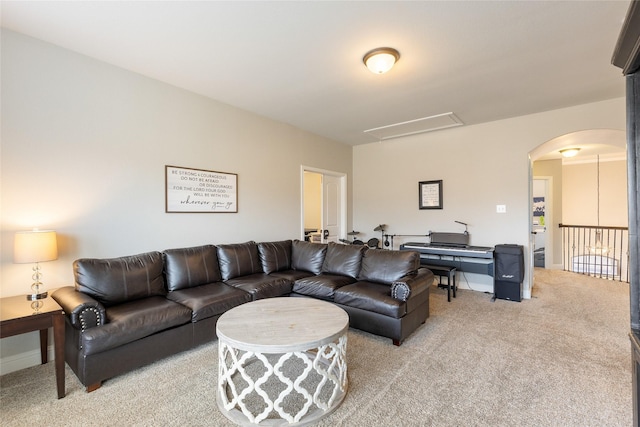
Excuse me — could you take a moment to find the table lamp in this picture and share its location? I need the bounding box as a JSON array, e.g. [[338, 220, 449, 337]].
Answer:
[[13, 230, 58, 300]]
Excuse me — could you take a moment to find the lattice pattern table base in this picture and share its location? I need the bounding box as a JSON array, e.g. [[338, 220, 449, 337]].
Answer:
[[217, 335, 347, 426]]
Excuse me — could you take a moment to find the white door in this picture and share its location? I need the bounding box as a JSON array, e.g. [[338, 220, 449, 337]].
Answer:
[[301, 167, 345, 243], [322, 175, 341, 243]]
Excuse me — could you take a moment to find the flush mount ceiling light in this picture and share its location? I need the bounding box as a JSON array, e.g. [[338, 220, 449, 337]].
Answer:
[[363, 47, 400, 74], [560, 148, 581, 158]]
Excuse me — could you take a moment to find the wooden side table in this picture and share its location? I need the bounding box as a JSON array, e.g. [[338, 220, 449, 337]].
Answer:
[[0, 295, 65, 398]]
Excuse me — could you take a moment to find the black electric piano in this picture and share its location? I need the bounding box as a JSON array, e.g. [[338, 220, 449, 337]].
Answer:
[[400, 232, 495, 277]]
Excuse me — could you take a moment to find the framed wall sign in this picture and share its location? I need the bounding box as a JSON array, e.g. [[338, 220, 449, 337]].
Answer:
[[165, 165, 238, 213], [419, 180, 443, 210]]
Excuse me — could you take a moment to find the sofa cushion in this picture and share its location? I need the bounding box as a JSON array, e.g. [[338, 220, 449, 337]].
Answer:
[[167, 282, 251, 322], [291, 240, 327, 275], [225, 273, 293, 300], [81, 296, 192, 355], [164, 245, 222, 291], [293, 274, 356, 300], [74, 251, 166, 307], [358, 249, 419, 285], [217, 241, 262, 281], [322, 242, 366, 278], [258, 240, 292, 274], [334, 281, 407, 319], [270, 269, 315, 282]]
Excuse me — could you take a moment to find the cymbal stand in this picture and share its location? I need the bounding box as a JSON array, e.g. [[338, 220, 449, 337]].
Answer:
[[374, 224, 386, 249]]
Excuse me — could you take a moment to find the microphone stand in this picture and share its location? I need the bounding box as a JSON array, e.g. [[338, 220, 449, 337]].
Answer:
[[455, 221, 469, 235]]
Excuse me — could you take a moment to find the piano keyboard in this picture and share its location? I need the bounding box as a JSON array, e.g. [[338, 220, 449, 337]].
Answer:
[[401, 242, 494, 259]]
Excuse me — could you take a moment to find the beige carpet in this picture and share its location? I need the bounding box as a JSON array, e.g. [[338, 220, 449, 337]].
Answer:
[[0, 269, 631, 426]]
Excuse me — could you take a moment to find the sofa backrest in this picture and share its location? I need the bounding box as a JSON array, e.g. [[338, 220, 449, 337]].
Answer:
[[216, 241, 262, 280], [163, 245, 222, 291], [358, 249, 419, 285], [258, 240, 292, 274], [322, 242, 366, 278], [291, 240, 327, 275], [74, 251, 166, 306]]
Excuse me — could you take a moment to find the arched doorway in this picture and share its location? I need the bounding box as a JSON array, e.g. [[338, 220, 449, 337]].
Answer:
[[527, 129, 627, 293]]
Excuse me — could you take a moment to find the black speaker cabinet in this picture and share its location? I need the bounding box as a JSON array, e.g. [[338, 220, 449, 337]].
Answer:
[[494, 280, 522, 302], [494, 244, 524, 302]]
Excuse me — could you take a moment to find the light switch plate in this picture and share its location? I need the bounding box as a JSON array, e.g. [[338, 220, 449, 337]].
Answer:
[[496, 204, 507, 213]]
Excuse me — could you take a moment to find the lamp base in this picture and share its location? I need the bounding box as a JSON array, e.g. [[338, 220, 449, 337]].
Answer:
[[26, 291, 48, 301]]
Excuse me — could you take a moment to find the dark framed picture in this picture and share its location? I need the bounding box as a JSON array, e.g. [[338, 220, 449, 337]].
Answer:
[[419, 180, 443, 210]]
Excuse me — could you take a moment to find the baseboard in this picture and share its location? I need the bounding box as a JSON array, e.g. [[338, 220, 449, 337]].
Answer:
[[0, 345, 55, 376]]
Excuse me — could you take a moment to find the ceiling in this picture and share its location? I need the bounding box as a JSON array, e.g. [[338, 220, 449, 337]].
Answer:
[[533, 129, 627, 163], [0, 1, 631, 146]]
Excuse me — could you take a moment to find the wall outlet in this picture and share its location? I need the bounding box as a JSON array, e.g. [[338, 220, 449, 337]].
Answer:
[[496, 204, 507, 213]]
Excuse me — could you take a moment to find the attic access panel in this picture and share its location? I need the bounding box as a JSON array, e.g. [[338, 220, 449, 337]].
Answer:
[[364, 112, 463, 141]]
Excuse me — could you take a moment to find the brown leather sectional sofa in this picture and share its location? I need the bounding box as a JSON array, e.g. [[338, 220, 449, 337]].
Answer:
[[52, 239, 434, 392]]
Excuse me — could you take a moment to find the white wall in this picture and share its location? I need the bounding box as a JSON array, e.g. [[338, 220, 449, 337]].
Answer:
[[353, 97, 626, 294], [563, 159, 628, 227], [0, 30, 353, 370]]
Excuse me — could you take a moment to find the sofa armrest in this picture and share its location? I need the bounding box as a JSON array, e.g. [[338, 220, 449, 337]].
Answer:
[[51, 286, 106, 331], [391, 268, 433, 302]]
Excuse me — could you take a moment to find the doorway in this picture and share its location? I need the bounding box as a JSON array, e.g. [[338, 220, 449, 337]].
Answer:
[[527, 129, 627, 295], [301, 166, 346, 243], [532, 177, 553, 269]]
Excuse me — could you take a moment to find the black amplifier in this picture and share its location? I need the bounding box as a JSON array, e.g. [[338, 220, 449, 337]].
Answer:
[[494, 244, 524, 302]]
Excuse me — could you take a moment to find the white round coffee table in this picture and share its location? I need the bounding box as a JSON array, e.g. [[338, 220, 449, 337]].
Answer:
[[216, 297, 349, 426]]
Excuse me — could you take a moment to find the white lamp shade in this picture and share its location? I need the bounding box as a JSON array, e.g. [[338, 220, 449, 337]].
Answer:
[[14, 230, 58, 264]]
